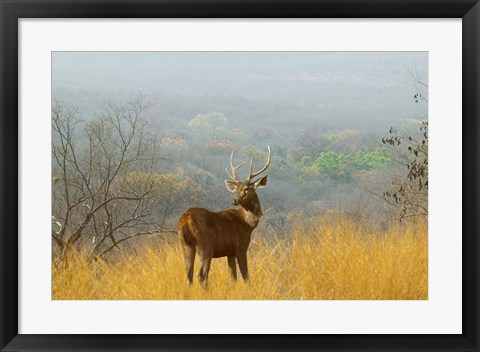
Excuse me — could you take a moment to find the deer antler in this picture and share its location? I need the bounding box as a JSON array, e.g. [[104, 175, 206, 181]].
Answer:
[[226, 151, 246, 182], [247, 145, 272, 182]]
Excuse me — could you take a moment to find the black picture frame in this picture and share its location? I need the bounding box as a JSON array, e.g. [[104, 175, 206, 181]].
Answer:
[[1, 1, 479, 351]]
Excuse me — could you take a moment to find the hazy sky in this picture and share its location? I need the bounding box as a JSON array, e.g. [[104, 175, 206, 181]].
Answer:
[[53, 51, 427, 92], [52, 52, 428, 132]]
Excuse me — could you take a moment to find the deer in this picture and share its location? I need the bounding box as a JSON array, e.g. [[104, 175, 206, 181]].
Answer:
[[177, 146, 272, 286]]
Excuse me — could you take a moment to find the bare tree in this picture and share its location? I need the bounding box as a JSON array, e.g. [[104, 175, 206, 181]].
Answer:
[[381, 121, 428, 220], [52, 94, 167, 259], [380, 73, 428, 220], [361, 73, 428, 221], [405, 65, 429, 104]]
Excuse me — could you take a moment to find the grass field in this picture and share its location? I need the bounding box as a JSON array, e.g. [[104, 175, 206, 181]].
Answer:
[[52, 216, 428, 300]]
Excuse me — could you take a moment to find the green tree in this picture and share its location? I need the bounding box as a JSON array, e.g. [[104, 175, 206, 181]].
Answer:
[[188, 112, 246, 144], [312, 148, 392, 182]]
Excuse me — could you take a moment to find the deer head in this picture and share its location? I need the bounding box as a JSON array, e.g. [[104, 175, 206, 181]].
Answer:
[[224, 146, 271, 207]]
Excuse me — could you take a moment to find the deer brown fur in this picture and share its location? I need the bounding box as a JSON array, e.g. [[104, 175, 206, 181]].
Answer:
[[177, 146, 271, 285]]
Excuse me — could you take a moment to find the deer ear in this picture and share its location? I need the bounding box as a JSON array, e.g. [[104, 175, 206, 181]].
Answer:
[[225, 180, 237, 193], [253, 175, 268, 189]]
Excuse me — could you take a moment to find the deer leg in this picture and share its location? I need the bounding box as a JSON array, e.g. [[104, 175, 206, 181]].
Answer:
[[182, 245, 196, 286], [198, 252, 212, 287], [227, 256, 237, 281], [236, 252, 249, 282]]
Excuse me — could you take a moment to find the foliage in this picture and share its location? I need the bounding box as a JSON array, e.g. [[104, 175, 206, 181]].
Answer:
[[253, 125, 278, 140], [127, 172, 202, 215], [294, 131, 329, 158], [188, 111, 245, 144], [312, 148, 392, 182], [161, 137, 187, 148], [329, 130, 370, 154], [204, 140, 236, 154], [243, 144, 266, 160], [287, 147, 311, 166]]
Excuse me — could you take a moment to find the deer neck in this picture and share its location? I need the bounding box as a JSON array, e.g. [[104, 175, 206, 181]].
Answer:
[[239, 194, 263, 229]]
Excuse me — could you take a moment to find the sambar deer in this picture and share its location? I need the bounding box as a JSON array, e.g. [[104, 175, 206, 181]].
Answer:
[[177, 146, 272, 286]]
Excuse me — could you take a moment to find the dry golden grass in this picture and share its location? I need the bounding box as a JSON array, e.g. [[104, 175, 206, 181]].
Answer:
[[52, 216, 428, 300]]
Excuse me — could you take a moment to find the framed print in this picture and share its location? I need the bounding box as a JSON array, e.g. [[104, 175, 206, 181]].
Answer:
[[1, 0, 479, 351]]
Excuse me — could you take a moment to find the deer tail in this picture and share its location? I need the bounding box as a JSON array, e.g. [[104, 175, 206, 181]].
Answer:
[[178, 214, 195, 247]]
